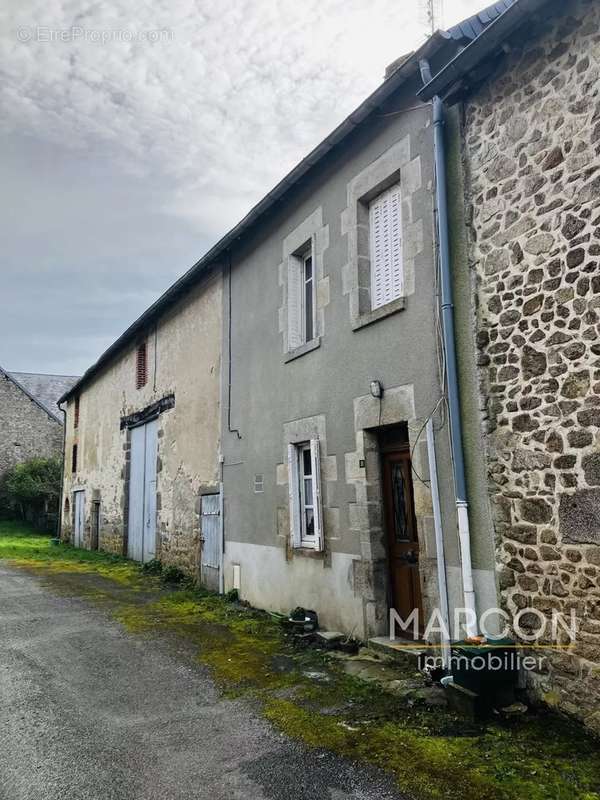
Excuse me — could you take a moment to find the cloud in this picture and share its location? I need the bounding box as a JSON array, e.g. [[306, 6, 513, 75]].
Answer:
[[0, 0, 485, 373], [2, 0, 429, 227]]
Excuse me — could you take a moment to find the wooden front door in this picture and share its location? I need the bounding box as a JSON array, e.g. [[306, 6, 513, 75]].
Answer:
[[382, 448, 423, 633]]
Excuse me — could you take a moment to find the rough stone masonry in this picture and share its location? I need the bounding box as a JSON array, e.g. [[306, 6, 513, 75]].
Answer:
[[463, 0, 600, 730], [0, 373, 64, 482]]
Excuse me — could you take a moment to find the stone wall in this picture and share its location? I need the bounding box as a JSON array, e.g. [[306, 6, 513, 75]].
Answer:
[[463, 0, 600, 728], [0, 373, 63, 482]]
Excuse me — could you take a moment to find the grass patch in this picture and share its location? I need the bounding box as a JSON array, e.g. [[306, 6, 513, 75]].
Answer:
[[0, 519, 143, 585], [2, 521, 600, 799]]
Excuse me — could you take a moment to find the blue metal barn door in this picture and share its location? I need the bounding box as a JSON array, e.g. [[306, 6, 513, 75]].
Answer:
[[128, 419, 158, 563]]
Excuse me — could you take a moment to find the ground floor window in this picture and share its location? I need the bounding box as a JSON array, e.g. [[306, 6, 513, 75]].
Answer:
[[288, 439, 323, 551]]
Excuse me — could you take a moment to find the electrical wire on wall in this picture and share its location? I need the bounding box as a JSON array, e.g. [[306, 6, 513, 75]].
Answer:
[[430, 119, 460, 488], [408, 395, 445, 488], [405, 148, 454, 490], [153, 325, 158, 392], [227, 249, 242, 440], [433, 185, 448, 425], [377, 101, 433, 118]]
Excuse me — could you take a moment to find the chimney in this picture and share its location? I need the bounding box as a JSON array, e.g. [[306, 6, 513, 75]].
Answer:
[[384, 51, 414, 80]]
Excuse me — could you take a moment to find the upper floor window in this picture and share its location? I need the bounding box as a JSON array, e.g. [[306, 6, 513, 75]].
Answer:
[[280, 208, 328, 359], [302, 248, 314, 343], [369, 182, 403, 310], [74, 396, 80, 429], [71, 443, 78, 474], [288, 241, 316, 351], [136, 341, 147, 389]]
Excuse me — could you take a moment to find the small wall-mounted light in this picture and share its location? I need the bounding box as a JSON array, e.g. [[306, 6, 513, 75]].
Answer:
[[370, 380, 383, 399]]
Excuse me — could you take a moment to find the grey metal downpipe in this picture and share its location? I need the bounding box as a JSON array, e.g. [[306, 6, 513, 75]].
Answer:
[[419, 59, 477, 637]]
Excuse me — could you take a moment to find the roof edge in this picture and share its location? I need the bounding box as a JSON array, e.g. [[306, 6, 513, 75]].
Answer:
[[60, 32, 451, 405], [0, 365, 63, 423], [418, 0, 551, 100]]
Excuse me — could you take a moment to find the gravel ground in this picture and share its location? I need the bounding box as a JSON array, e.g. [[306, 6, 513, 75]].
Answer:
[[0, 564, 407, 800]]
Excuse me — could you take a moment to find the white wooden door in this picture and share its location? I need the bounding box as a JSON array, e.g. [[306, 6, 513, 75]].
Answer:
[[200, 491, 222, 591], [73, 490, 85, 548], [128, 420, 158, 563], [201, 493, 220, 570]]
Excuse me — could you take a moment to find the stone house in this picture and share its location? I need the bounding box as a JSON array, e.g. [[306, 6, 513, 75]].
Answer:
[[420, 0, 600, 728], [0, 365, 78, 483], [59, 4, 516, 641], [59, 273, 222, 582]]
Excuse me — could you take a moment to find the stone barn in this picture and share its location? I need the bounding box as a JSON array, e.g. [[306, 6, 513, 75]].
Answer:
[[0, 365, 78, 482]]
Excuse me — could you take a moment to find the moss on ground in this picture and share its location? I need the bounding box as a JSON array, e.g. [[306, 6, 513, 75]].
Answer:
[[2, 522, 600, 800], [0, 520, 143, 585]]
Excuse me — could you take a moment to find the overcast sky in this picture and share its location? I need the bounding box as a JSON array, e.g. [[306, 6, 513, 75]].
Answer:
[[1, 0, 484, 376]]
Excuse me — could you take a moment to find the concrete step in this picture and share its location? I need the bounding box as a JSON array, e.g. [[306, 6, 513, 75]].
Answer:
[[315, 630, 345, 645], [368, 636, 435, 667]]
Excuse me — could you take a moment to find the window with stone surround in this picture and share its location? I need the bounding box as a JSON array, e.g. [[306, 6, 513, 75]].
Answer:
[[287, 439, 323, 550], [342, 135, 422, 331], [288, 240, 316, 350], [71, 443, 78, 474], [353, 173, 404, 320], [278, 207, 329, 362], [74, 396, 80, 429]]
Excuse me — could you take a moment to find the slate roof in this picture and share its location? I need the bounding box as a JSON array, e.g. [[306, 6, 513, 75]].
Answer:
[[419, 0, 551, 101], [446, 0, 515, 41], [7, 371, 79, 422]]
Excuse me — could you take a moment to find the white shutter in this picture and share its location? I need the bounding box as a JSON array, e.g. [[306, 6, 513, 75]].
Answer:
[[310, 439, 324, 552], [369, 183, 403, 310], [287, 444, 301, 547], [287, 258, 303, 350]]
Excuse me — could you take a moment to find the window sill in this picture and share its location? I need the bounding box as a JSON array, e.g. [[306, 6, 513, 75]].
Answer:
[[284, 337, 321, 363], [292, 545, 325, 558], [351, 297, 405, 332]]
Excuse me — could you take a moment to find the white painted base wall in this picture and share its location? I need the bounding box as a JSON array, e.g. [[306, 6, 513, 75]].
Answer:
[[446, 566, 501, 638], [224, 541, 365, 635], [223, 544, 500, 640]]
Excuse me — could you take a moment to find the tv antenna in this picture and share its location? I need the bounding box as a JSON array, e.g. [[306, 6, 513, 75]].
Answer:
[[420, 0, 444, 35]]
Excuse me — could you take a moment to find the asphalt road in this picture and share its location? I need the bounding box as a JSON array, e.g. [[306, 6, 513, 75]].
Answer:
[[0, 564, 406, 800]]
